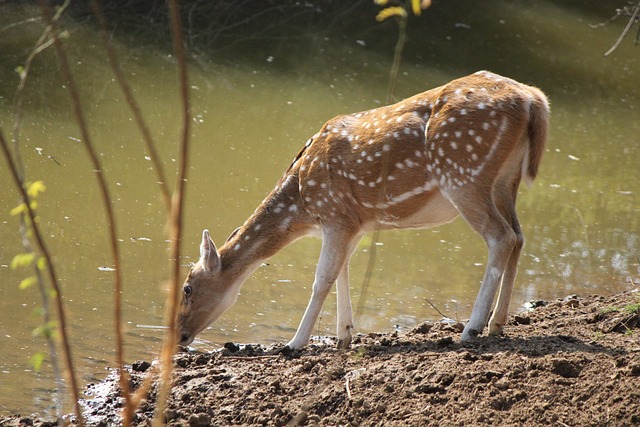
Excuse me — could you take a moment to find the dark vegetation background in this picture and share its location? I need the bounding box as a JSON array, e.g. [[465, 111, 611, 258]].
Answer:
[[37, 0, 625, 64]]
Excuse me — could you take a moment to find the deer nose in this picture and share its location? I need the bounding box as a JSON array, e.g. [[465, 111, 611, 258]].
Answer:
[[179, 332, 191, 346]]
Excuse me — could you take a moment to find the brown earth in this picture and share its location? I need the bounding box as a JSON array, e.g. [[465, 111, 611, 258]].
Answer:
[[3, 290, 640, 427]]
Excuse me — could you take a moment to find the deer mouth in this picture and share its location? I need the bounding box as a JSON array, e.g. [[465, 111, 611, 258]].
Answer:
[[178, 331, 194, 347]]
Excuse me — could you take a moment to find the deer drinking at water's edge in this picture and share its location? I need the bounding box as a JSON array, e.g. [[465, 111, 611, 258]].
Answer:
[[178, 71, 550, 350]]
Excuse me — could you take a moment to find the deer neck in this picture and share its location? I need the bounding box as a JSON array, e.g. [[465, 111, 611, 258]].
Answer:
[[218, 173, 317, 279]]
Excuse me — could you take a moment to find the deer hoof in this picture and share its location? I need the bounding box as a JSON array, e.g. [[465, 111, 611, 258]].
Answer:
[[337, 337, 352, 349], [461, 327, 480, 342], [488, 324, 504, 336], [268, 345, 295, 356]]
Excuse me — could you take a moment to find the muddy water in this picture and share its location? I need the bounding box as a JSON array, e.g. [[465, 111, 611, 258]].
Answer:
[[1, 2, 639, 416]]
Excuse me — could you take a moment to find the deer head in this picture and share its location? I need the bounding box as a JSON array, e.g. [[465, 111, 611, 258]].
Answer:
[[177, 230, 239, 346]]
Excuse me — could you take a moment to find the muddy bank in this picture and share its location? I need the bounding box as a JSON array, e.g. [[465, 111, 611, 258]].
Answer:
[[3, 290, 640, 426]]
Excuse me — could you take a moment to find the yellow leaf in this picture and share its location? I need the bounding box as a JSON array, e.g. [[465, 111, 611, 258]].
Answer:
[[10, 203, 26, 216], [19, 276, 37, 290], [11, 253, 35, 269], [37, 257, 47, 271], [376, 6, 407, 22], [374, 0, 389, 5], [411, 0, 421, 16], [27, 180, 46, 198]]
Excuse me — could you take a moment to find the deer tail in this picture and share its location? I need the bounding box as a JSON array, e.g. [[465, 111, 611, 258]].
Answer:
[[523, 89, 550, 187]]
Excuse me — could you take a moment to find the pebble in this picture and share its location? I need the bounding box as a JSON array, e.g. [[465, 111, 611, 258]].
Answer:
[[131, 360, 151, 372], [188, 413, 211, 427], [292, 411, 308, 426], [494, 378, 510, 391]]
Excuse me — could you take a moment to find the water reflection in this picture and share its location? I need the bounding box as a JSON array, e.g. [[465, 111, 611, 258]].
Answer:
[[1, 2, 639, 417]]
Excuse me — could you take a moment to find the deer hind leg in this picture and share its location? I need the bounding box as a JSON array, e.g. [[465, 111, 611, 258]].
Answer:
[[488, 178, 524, 336], [287, 227, 355, 350], [336, 258, 354, 349], [454, 190, 518, 341]]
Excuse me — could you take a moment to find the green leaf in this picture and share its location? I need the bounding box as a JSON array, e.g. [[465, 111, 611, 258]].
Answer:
[[623, 302, 640, 314], [37, 257, 47, 271], [11, 253, 36, 269], [19, 276, 37, 290], [30, 352, 46, 372], [32, 321, 57, 339]]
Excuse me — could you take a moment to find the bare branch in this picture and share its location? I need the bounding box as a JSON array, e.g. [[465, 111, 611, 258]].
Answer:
[[38, 0, 130, 423], [605, 1, 640, 56], [90, 0, 172, 211], [154, 0, 192, 424]]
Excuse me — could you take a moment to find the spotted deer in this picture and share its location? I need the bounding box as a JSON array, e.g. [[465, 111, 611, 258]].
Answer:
[[178, 71, 549, 349]]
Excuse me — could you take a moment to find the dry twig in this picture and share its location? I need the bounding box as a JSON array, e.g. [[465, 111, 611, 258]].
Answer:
[[154, 0, 192, 424], [90, 0, 172, 211]]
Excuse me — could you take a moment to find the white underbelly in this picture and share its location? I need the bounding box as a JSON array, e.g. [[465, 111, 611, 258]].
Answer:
[[380, 191, 459, 230]]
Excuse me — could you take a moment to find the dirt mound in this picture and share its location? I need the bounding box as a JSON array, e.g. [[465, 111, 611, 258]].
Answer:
[[4, 291, 640, 426]]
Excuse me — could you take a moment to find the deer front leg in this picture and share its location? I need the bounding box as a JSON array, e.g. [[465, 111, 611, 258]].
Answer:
[[286, 228, 353, 350]]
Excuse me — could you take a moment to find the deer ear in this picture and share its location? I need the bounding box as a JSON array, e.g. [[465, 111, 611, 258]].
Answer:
[[200, 229, 221, 272], [225, 227, 241, 243]]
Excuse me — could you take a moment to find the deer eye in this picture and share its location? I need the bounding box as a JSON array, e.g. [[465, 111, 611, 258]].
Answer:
[[184, 285, 192, 297]]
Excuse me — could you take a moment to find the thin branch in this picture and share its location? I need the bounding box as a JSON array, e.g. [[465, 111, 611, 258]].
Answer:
[[37, 1, 129, 424], [155, 0, 192, 424], [425, 298, 450, 319], [12, 7, 63, 178], [0, 16, 42, 35], [0, 129, 84, 425], [9, 4, 69, 419], [605, 0, 640, 56], [356, 4, 410, 325], [386, 11, 408, 103], [90, 0, 172, 211]]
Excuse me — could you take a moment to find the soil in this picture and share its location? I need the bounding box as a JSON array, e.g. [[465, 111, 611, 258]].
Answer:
[[2, 290, 640, 427]]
